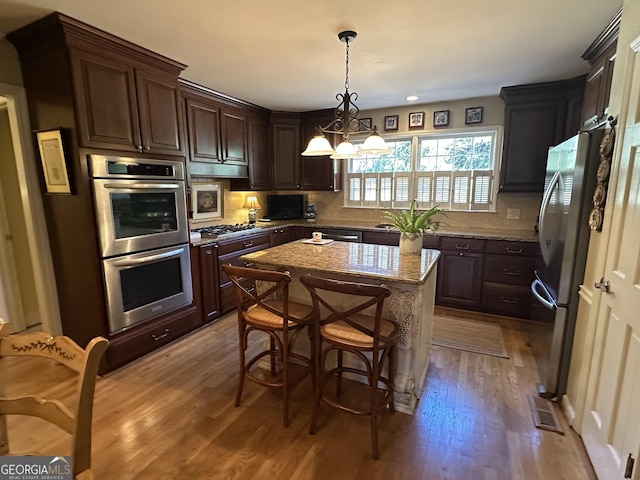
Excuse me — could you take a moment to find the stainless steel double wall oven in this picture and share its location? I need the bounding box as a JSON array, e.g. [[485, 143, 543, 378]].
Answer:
[[90, 155, 193, 334]]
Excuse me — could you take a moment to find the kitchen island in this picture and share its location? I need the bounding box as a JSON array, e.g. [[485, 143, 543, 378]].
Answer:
[[240, 240, 440, 414]]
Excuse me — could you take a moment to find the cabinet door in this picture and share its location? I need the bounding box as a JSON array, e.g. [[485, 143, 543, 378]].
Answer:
[[135, 69, 184, 155], [186, 99, 221, 162], [582, 43, 617, 128], [362, 230, 400, 246], [247, 119, 272, 189], [271, 227, 292, 246], [220, 110, 248, 165], [436, 251, 484, 308], [199, 245, 221, 323], [273, 123, 301, 189], [300, 115, 340, 191], [499, 101, 565, 192], [70, 49, 141, 152]]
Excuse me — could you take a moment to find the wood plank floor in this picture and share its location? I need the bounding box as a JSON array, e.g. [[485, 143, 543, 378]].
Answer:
[[2, 310, 597, 479]]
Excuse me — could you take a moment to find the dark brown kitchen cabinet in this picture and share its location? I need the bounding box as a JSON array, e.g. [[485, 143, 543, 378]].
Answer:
[[436, 237, 485, 309], [70, 47, 184, 156], [217, 231, 271, 314], [291, 226, 310, 240], [581, 8, 620, 129], [300, 110, 342, 191], [246, 118, 273, 190], [499, 77, 585, 193], [481, 240, 536, 319], [184, 97, 247, 166], [271, 227, 292, 246], [362, 230, 440, 249], [199, 244, 221, 323], [272, 116, 302, 189]]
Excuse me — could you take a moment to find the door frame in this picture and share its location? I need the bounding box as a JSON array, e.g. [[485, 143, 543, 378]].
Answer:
[[0, 82, 61, 335]]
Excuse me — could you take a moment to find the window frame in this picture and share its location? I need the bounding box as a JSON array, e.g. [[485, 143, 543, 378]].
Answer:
[[343, 126, 503, 212]]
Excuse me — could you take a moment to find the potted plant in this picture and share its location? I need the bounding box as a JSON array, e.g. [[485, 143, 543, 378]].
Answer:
[[382, 200, 446, 255]]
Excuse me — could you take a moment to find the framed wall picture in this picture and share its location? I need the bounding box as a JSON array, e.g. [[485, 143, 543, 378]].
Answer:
[[433, 110, 450, 127], [358, 117, 372, 131], [465, 106, 483, 124], [409, 112, 424, 129], [384, 115, 399, 131], [192, 183, 223, 220], [35, 129, 71, 194]]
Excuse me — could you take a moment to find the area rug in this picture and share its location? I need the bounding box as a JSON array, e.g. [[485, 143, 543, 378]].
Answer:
[[432, 316, 509, 358]]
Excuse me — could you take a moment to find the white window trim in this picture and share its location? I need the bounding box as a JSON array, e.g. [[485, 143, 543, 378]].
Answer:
[[342, 126, 503, 212]]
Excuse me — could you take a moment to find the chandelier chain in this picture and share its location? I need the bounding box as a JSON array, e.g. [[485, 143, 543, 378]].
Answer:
[[344, 39, 350, 92]]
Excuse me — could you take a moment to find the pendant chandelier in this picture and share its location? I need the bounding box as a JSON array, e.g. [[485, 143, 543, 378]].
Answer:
[[301, 30, 391, 159]]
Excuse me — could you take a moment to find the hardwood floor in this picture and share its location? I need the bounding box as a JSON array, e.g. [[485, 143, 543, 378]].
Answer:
[[2, 310, 597, 479]]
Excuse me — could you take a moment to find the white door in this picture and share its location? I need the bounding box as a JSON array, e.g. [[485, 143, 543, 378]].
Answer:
[[581, 21, 640, 480]]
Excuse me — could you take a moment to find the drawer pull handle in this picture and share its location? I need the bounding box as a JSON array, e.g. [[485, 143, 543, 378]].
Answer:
[[505, 248, 524, 254], [454, 244, 470, 250], [243, 241, 253, 248], [500, 296, 518, 304], [503, 269, 522, 276], [151, 328, 170, 341]]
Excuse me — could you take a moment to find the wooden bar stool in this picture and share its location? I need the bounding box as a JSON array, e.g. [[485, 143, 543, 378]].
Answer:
[[222, 264, 313, 427], [299, 275, 398, 460]]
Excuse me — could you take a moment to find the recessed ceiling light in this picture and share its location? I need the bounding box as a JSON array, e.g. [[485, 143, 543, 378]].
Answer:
[[406, 95, 419, 101]]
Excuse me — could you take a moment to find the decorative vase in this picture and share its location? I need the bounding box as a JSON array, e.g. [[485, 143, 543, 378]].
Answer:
[[399, 232, 423, 255]]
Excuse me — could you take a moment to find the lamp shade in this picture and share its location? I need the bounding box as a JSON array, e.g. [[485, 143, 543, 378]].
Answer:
[[330, 140, 359, 159], [302, 134, 336, 156], [359, 129, 391, 155], [242, 196, 261, 209]]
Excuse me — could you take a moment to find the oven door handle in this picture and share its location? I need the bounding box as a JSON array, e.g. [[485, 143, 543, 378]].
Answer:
[[103, 183, 180, 189], [112, 247, 185, 267]]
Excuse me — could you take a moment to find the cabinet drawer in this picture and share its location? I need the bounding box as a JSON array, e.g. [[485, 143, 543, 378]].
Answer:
[[481, 282, 532, 318], [217, 232, 271, 255], [484, 254, 536, 286], [363, 230, 399, 246], [218, 244, 269, 286], [485, 240, 537, 256], [104, 305, 199, 371], [440, 237, 485, 253], [423, 234, 440, 249]]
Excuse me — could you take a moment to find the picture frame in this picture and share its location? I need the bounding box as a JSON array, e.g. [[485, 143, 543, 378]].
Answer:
[[409, 112, 425, 129], [465, 106, 483, 125], [358, 117, 372, 132], [192, 183, 224, 220], [384, 115, 399, 131], [433, 110, 450, 128], [35, 129, 71, 194]]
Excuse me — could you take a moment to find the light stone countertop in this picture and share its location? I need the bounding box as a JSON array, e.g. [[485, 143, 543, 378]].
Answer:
[[240, 240, 440, 285]]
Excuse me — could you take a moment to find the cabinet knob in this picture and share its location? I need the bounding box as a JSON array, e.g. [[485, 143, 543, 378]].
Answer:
[[144, 145, 151, 151], [136, 145, 143, 152]]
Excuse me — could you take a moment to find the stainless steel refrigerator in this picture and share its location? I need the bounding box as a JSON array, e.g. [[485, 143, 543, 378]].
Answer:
[[530, 128, 604, 399]]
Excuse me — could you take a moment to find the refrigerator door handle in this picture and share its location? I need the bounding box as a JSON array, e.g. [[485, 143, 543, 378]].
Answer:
[[538, 170, 560, 265], [531, 278, 557, 310]]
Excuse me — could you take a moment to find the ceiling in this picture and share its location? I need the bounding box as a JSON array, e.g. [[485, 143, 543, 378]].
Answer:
[[0, 0, 622, 112]]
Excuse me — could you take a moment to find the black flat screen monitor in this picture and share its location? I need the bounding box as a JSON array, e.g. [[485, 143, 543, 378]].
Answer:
[[265, 194, 304, 220]]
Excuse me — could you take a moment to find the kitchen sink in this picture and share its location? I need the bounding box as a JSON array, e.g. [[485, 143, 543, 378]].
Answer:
[[374, 223, 397, 230]]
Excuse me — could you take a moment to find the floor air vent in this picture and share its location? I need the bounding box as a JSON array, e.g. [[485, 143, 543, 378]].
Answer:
[[529, 395, 564, 434]]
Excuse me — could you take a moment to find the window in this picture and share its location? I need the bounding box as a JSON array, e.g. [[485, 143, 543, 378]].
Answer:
[[344, 128, 501, 211]]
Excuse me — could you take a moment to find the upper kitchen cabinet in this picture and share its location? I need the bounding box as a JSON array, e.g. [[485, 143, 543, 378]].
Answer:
[[271, 110, 342, 191], [499, 77, 585, 193], [229, 117, 273, 190], [181, 79, 271, 181], [581, 8, 621, 129], [9, 13, 186, 157], [300, 110, 342, 191]]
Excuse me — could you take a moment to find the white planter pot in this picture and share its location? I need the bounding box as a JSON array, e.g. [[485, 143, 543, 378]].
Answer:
[[399, 232, 423, 255]]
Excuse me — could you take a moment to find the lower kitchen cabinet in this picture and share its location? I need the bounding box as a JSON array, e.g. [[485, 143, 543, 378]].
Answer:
[[217, 231, 271, 313], [480, 240, 536, 319], [436, 237, 485, 309], [271, 226, 292, 245], [199, 244, 222, 323]]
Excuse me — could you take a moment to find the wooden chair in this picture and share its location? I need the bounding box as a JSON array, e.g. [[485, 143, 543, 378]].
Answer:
[[222, 264, 313, 427], [299, 275, 398, 460], [0, 330, 109, 480]]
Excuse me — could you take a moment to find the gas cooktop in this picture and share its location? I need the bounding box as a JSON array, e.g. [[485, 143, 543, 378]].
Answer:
[[191, 224, 262, 239]]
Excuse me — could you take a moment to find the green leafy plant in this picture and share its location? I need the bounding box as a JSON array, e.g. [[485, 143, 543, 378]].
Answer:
[[382, 200, 447, 234]]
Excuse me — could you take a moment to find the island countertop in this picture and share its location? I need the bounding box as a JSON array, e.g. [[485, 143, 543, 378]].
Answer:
[[240, 240, 440, 285]]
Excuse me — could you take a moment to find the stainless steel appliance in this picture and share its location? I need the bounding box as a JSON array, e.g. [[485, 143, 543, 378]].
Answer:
[[531, 128, 604, 399], [90, 155, 188, 258], [90, 154, 192, 334], [192, 224, 262, 239], [103, 244, 193, 334]]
